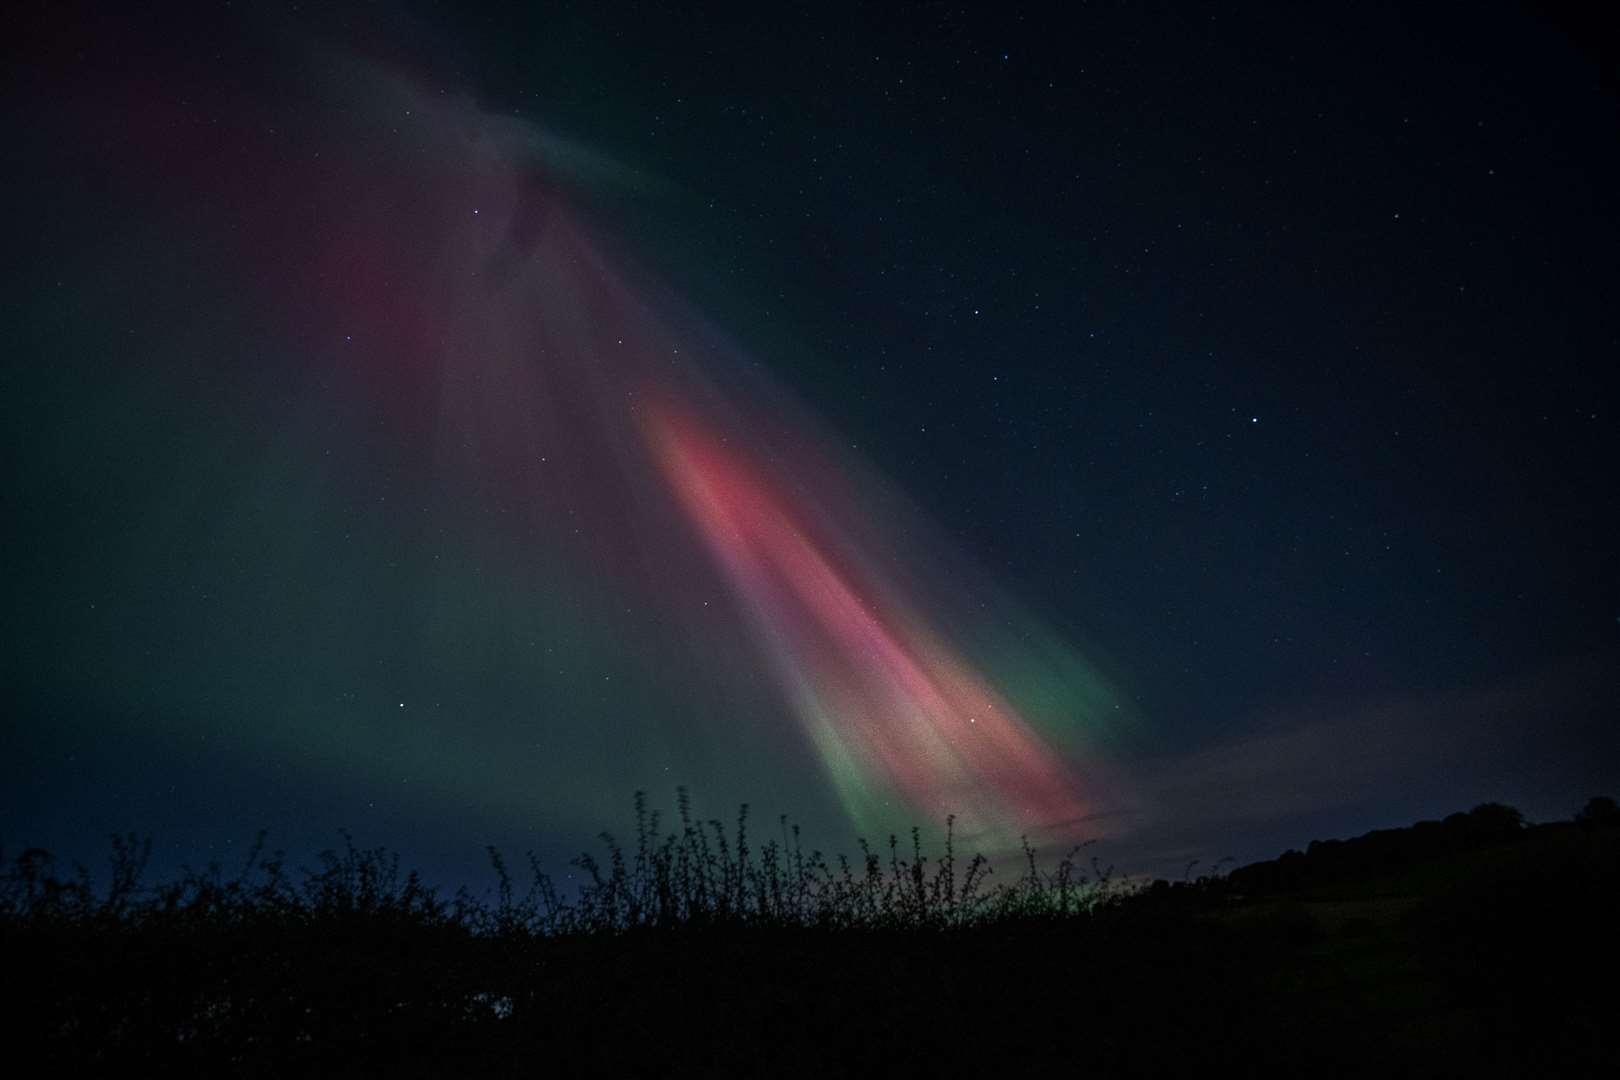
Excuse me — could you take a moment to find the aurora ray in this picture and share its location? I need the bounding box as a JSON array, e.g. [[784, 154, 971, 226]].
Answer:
[[642, 400, 1101, 841]]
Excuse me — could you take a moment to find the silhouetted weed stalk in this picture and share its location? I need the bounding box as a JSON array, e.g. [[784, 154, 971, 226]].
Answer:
[[1, 789, 1132, 938]]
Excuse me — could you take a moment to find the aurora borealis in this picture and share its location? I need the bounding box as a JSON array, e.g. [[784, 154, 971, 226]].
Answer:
[[5, 4, 1617, 884], [643, 398, 1112, 842], [6, 31, 1130, 868]]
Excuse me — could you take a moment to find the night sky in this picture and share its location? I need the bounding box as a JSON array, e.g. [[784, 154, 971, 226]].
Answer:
[[5, 2, 1616, 887]]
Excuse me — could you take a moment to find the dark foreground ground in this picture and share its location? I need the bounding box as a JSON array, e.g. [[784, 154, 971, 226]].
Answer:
[[4, 801, 1616, 1076]]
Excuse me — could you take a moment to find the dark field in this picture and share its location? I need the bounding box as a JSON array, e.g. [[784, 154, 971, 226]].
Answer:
[[5, 796, 1616, 1076]]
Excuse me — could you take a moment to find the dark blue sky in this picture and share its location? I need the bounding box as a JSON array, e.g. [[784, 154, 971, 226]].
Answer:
[[4, 2, 1615, 887], [409, 0, 1620, 815], [449, 0, 1617, 695]]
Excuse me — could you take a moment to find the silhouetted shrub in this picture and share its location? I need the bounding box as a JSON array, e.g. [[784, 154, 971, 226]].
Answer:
[[1577, 795, 1620, 829]]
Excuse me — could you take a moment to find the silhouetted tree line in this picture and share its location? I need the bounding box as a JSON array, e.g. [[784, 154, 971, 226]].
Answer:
[[1224, 799, 1599, 896]]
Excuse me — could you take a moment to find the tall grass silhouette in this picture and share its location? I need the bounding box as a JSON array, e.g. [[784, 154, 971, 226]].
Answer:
[[4, 790, 1614, 1075], [2, 788, 1129, 938]]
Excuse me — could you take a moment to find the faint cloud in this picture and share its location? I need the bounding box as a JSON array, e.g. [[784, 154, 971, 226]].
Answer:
[[1101, 650, 1619, 875]]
